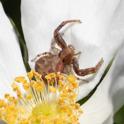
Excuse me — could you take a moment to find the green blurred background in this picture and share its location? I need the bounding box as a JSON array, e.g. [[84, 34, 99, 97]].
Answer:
[[0, 0, 124, 123]]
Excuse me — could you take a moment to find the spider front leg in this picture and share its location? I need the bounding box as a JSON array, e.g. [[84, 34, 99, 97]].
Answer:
[[54, 19, 81, 49], [72, 58, 104, 76]]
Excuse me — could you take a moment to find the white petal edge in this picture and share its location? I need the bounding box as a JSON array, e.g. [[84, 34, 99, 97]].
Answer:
[[0, 3, 26, 98], [21, 0, 124, 99], [79, 43, 124, 124]]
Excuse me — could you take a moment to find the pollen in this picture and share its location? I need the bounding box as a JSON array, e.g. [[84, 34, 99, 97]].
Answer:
[[0, 71, 82, 124], [49, 86, 57, 93]]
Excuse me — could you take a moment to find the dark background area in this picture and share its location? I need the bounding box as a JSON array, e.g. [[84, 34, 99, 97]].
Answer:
[[0, 0, 124, 123]]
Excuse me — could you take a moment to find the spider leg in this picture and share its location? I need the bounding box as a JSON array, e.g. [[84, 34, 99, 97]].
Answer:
[[50, 39, 61, 54], [31, 52, 52, 62], [54, 19, 81, 49], [74, 51, 82, 57], [72, 58, 104, 76]]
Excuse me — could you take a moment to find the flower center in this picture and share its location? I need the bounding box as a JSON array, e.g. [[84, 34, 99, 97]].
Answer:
[[32, 102, 59, 116]]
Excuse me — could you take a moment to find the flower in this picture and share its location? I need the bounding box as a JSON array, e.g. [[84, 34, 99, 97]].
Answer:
[[0, 71, 82, 124], [0, 0, 124, 123]]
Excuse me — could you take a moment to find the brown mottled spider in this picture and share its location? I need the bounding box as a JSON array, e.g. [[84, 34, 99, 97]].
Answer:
[[33, 20, 104, 78]]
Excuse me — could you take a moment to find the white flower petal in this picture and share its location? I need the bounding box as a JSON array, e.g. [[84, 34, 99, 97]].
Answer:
[[21, 0, 124, 123], [110, 44, 124, 113], [79, 43, 124, 124], [21, 0, 124, 100], [0, 3, 26, 98], [21, 0, 70, 60]]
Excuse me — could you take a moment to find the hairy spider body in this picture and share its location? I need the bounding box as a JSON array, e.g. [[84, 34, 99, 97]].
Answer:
[[35, 53, 64, 75], [34, 20, 104, 77]]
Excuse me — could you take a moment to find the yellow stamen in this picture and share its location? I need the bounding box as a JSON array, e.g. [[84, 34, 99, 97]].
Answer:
[[49, 86, 57, 93], [0, 71, 82, 124]]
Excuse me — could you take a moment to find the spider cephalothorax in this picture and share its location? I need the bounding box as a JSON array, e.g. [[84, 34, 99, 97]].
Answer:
[[33, 20, 104, 77]]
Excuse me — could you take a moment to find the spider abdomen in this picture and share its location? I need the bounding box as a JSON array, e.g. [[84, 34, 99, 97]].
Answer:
[[35, 54, 64, 75]]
